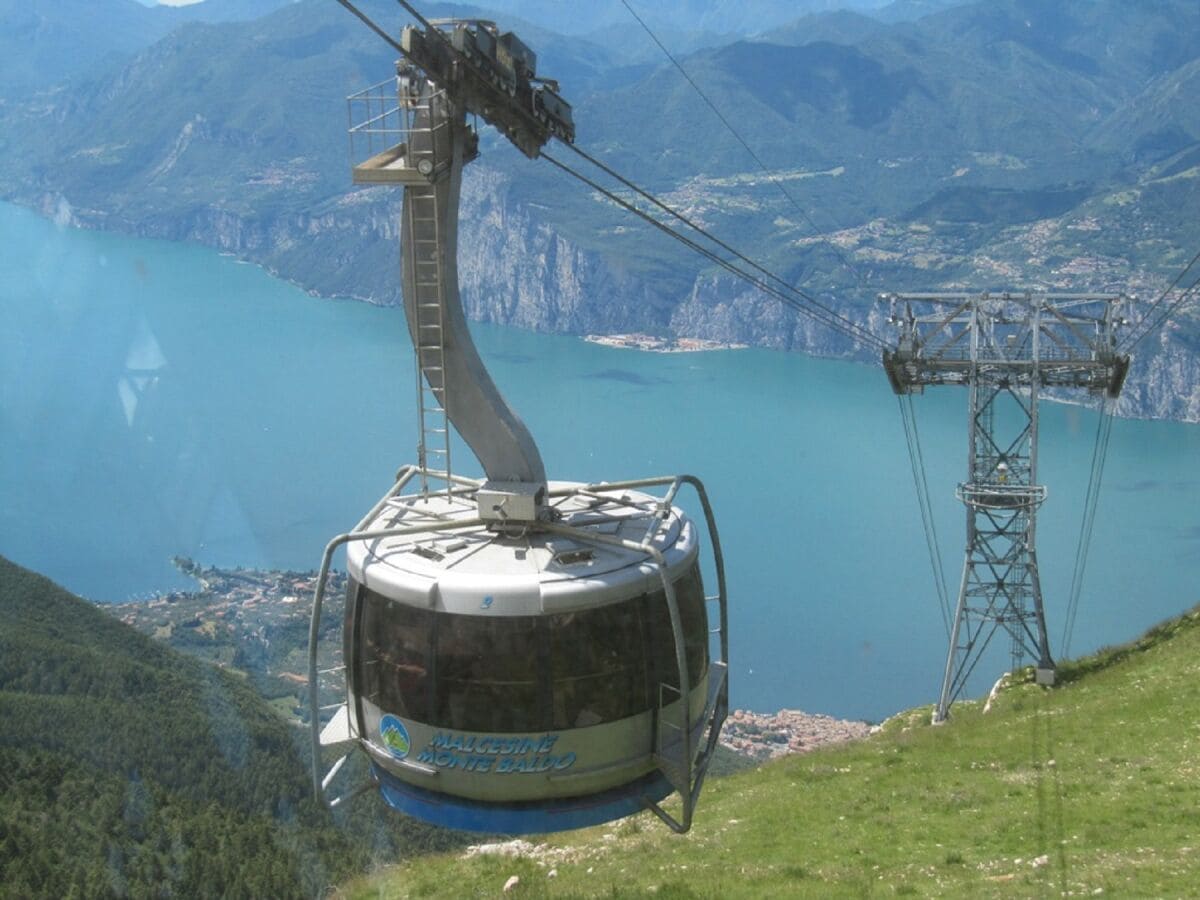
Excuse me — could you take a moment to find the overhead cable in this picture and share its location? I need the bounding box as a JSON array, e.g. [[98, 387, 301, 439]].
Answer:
[[334, 0, 406, 54], [541, 151, 883, 349], [561, 143, 887, 350], [391, 0, 438, 33], [897, 394, 952, 637], [336, 0, 886, 351], [1119, 250, 1200, 353], [1060, 398, 1116, 658]]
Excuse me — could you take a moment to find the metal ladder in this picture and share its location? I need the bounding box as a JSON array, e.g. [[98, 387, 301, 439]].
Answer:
[[403, 101, 452, 497]]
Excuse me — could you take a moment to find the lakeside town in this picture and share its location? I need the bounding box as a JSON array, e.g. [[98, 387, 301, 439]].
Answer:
[[108, 559, 348, 719], [107, 561, 871, 761], [584, 332, 748, 353]]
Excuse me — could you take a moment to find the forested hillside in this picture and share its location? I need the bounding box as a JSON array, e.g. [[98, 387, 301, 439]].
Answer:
[[0, 555, 349, 895], [0, 555, 462, 897]]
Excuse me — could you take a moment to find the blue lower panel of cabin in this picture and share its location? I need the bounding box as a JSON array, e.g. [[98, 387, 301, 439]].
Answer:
[[372, 763, 674, 833]]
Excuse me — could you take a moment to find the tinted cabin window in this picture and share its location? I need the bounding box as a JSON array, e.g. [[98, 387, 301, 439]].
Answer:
[[357, 588, 431, 721], [644, 566, 709, 696], [352, 563, 708, 733], [548, 601, 647, 729], [678, 564, 710, 688], [434, 615, 545, 732]]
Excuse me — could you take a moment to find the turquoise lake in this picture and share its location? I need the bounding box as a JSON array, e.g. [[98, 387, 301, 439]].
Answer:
[[3, 201, 1198, 722]]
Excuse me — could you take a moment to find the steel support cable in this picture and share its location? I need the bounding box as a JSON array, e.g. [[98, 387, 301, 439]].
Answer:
[[1061, 405, 1113, 656], [1124, 268, 1200, 353], [897, 395, 952, 637], [910, 398, 952, 633], [559, 143, 887, 351], [1119, 247, 1200, 353], [900, 395, 951, 632], [1067, 411, 1114, 655], [334, 0, 407, 54], [541, 151, 883, 348], [1031, 694, 1071, 896], [1060, 399, 1115, 658], [391, 0, 439, 33], [1061, 407, 1107, 651], [618, 0, 872, 292], [1120, 248, 1200, 350]]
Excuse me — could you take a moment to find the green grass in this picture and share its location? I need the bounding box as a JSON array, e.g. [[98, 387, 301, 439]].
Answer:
[[335, 605, 1200, 898]]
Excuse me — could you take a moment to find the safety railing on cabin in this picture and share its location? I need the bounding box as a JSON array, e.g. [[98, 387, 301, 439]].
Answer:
[[307, 467, 730, 829], [543, 474, 729, 833]]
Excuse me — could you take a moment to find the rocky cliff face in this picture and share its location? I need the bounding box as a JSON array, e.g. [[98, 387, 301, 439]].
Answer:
[[668, 273, 893, 358], [1119, 329, 1200, 422], [28, 166, 1200, 424], [457, 167, 678, 335]]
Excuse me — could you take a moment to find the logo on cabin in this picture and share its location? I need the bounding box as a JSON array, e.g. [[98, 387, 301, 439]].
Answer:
[[380, 715, 411, 759]]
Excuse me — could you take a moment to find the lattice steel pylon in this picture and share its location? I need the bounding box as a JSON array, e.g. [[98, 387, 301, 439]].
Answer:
[[883, 292, 1130, 722]]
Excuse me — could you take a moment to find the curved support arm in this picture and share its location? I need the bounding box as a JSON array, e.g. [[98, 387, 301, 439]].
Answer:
[[401, 86, 546, 485]]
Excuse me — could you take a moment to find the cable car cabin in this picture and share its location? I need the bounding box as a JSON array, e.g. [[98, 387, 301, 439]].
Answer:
[[314, 475, 728, 834], [325, 21, 724, 833]]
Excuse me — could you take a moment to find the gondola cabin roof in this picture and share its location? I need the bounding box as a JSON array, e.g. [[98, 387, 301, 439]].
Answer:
[[347, 483, 700, 615]]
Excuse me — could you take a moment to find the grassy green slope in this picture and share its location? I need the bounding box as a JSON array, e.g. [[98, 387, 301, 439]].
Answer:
[[338, 607, 1200, 898]]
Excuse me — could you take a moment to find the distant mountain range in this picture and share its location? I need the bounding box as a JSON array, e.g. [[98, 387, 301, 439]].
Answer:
[[474, 0, 895, 35], [0, 0, 300, 94], [1, 0, 1198, 418]]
